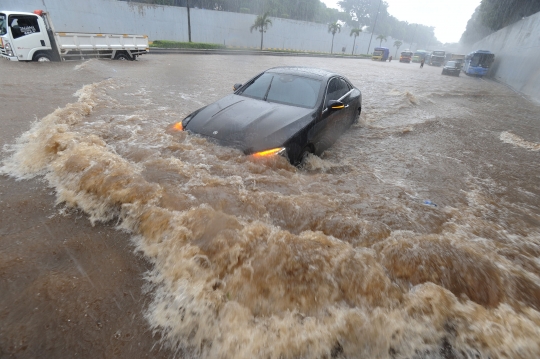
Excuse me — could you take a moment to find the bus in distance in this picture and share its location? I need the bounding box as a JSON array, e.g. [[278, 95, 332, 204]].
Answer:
[[463, 50, 495, 77], [412, 50, 428, 63]]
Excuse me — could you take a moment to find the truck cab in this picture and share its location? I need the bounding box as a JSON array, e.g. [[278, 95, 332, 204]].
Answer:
[[1, 10, 148, 62], [399, 50, 413, 63], [0, 11, 53, 61], [372, 47, 389, 61]]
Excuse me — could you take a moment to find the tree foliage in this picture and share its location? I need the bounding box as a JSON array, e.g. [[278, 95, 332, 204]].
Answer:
[[376, 34, 387, 47], [123, 0, 441, 46], [328, 22, 341, 53], [350, 28, 362, 55], [459, 6, 493, 45], [393, 40, 402, 56], [479, 0, 540, 30], [250, 12, 273, 50], [337, 0, 438, 47], [128, 0, 347, 23], [460, 0, 540, 45]]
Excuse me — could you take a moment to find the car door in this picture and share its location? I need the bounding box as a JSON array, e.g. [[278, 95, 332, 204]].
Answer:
[[309, 76, 352, 155], [8, 14, 44, 61]]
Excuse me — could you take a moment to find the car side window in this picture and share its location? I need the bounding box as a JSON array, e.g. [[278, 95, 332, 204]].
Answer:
[[9, 15, 40, 39], [326, 77, 350, 103]]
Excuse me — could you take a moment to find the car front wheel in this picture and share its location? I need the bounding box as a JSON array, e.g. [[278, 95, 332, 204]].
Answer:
[[297, 146, 313, 169], [33, 52, 51, 62]]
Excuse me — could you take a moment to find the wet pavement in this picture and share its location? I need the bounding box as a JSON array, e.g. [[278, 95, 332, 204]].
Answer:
[[1, 54, 539, 358]]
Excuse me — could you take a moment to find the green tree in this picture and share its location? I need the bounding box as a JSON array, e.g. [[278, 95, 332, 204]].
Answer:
[[460, 5, 493, 45], [393, 40, 402, 57], [479, 0, 540, 31], [250, 12, 273, 50], [328, 22, 342, 54], [350, 28, 362, 55], [376, 34, 387, 47]]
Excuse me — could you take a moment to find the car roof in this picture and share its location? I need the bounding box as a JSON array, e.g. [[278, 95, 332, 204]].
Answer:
[[265, 66, 338, 80]]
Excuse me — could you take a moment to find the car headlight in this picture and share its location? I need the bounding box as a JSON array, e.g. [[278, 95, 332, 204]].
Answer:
[[4, 41, 13, 57], [252, 147, 286, 157]]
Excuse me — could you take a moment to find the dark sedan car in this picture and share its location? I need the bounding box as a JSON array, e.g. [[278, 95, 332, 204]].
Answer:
[[176, 67, 362, 166], [442, 61, 461, 76]]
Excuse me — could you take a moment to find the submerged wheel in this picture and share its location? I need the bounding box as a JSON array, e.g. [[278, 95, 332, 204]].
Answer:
[[33, 53, 51, 62], [353, 107, 361, 124], [296, 146, 313, 169], [114, 52, 132, 61]]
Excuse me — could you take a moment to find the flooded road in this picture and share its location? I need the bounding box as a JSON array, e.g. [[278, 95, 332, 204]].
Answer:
[[1, 54, 539, 358]]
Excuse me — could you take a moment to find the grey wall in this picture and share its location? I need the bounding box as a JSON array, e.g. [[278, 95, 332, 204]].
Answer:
[[471, 11, 540, 104], [2, 0, 412, 55]]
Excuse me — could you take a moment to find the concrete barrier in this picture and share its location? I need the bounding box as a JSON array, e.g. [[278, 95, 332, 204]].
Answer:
[[1, 0, 411, 55], [471, 11, 540, 104]]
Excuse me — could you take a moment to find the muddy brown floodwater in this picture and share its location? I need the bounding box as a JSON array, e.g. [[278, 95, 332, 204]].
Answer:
[[1, 54, 539, 359]]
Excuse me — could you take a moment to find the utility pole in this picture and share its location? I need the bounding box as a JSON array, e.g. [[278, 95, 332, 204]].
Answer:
[[410, 24, 418, 51], [187, 0, 192, 42], [366, 0, 382, 55]]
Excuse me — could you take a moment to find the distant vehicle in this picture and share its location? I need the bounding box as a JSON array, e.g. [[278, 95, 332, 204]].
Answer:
[[427, 50, 445, 66], [0, 10, 149, 62], [176, 67, 362, 167], [372, 47, 390, 61], [412, 50, 429, 63], [441, 61, 460, 76], [449, 53, 465, 67], [399, 50, 413, 63], [463, 50, 495, 77]]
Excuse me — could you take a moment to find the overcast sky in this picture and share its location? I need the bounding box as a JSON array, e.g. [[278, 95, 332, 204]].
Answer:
[[321, 0, 482, 43]]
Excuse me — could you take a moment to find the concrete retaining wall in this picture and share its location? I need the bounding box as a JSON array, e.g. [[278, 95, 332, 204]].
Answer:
[[1, 0, 412, 55], [471, 11, 540, 104]]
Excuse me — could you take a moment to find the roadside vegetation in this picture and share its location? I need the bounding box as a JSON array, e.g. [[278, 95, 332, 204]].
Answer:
[[149, 40, 371, 58], [149, 40, 226, 49], [461, 0, 540, 45]]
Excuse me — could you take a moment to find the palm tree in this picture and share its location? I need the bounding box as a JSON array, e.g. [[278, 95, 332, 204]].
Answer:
[[328, 22, 341, 54], [376, 34, 387, 47], [350, 28, 362, 55], [250, 13, 272, 50], [393, 40, 402, 57]]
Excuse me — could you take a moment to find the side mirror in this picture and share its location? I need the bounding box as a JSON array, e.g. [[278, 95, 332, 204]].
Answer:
[[327, 100, 345, 110], [233, 83, 242, 91]]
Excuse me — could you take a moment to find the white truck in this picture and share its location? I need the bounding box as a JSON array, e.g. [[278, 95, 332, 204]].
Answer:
[[0, 10, 149, 62]]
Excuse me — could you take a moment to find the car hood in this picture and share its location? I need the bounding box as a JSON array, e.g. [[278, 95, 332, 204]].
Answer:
[[185, 94, 315, 153]]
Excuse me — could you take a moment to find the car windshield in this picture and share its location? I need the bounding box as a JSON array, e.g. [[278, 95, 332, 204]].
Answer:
[[446, 61, 457, 67], [0, 14, 7, 36], [240, 72, 321, 109]]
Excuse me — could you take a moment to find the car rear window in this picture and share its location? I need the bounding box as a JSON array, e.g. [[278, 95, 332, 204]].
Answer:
[[240, 73, 321, 109]]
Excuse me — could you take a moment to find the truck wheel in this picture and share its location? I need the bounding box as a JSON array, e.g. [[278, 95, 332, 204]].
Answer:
[[114, 52, 132, 61], [33, 53, 51, 62]]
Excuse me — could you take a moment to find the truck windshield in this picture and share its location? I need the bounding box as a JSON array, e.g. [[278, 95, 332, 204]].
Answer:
[[0, 14, 7, 36]]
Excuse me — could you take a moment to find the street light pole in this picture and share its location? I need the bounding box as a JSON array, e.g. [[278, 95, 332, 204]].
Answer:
[[187, 0, 192, 42], [366, 0, 382, 55]]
